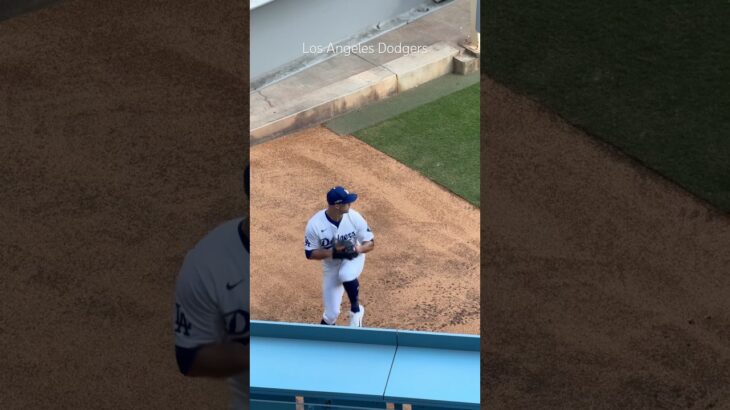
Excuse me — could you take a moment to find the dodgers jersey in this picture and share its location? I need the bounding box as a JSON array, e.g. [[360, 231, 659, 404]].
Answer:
[[305, 209, 374, 271], [173, 218, 249, 409]]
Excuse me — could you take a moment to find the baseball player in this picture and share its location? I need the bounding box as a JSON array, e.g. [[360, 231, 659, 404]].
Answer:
[[305, 186, 375, 327], [172, 165, 250, 409]]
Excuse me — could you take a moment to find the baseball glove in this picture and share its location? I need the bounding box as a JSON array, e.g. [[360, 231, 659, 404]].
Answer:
[[332, 238, 358, 260]]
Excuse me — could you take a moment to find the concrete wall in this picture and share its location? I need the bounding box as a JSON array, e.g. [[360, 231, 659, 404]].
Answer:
[[250, 0, 435, 88], [0, 0, 62, 21]]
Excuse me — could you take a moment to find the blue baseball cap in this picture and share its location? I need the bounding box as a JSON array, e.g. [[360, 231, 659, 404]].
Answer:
[[327, 186, 358, 205]]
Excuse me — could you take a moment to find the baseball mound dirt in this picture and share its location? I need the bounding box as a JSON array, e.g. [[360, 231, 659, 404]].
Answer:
[[482, 76, 730, 408], [2, 1, 246, 408], [250, 126, 480, 335]]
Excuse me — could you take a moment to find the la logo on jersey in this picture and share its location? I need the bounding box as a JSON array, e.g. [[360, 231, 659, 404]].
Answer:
[[174, 303, 192, 336]]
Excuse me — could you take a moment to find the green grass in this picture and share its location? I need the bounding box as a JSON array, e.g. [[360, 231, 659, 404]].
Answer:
[[484, 0, 730, 211], [353, 84, 480, 207]]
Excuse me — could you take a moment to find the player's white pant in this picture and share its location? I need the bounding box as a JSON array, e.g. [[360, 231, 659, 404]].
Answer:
[[322, 271, 346, 325], [338, 254, 365, 282], [322, 255, 365, 324]]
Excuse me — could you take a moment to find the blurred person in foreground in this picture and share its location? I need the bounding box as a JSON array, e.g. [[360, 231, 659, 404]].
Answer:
[[173, 164, 250, 409]]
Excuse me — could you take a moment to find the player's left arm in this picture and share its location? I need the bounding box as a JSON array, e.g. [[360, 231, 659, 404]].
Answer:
[[354, 212, 375, 254], [356, 240, 374, 254]]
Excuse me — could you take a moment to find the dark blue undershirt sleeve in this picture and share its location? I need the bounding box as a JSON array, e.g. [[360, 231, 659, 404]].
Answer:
[[175, 345, 201, 375]]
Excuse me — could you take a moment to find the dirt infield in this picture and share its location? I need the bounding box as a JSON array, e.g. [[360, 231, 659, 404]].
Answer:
[[1, 1, 246, 409], [482, 76, 730, 408], [250, 127, 480, 335]]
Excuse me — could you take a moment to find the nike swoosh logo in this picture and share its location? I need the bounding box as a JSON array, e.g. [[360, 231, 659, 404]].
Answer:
[[226, 280, 244, 290]]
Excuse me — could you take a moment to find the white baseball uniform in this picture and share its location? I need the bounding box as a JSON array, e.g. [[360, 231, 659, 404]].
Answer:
[[173, 218, 249, 409], [305, 209, 374, 324]]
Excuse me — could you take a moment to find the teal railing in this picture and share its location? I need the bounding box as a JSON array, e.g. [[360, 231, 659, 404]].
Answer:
[[250, 320, 479, 410]]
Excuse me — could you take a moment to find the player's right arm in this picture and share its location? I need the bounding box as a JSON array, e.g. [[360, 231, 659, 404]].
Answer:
[[304, 219, 332, 260], [173, 255, 246, 378], [308, 248, 333, 260]]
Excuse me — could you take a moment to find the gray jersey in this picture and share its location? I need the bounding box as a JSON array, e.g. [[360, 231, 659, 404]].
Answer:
[[173, 218, 249, 409]]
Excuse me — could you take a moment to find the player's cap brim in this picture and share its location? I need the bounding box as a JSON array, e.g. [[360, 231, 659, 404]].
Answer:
[[340, 193, 358, 204]]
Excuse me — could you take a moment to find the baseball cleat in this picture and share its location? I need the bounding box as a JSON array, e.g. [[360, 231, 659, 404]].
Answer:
[[348, 304, 365, 327]]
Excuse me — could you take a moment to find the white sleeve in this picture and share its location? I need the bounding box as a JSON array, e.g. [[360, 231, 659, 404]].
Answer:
[[304, 220, 321, 251], [354, 212, 374, 243], [173, 253, 221, 349]]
